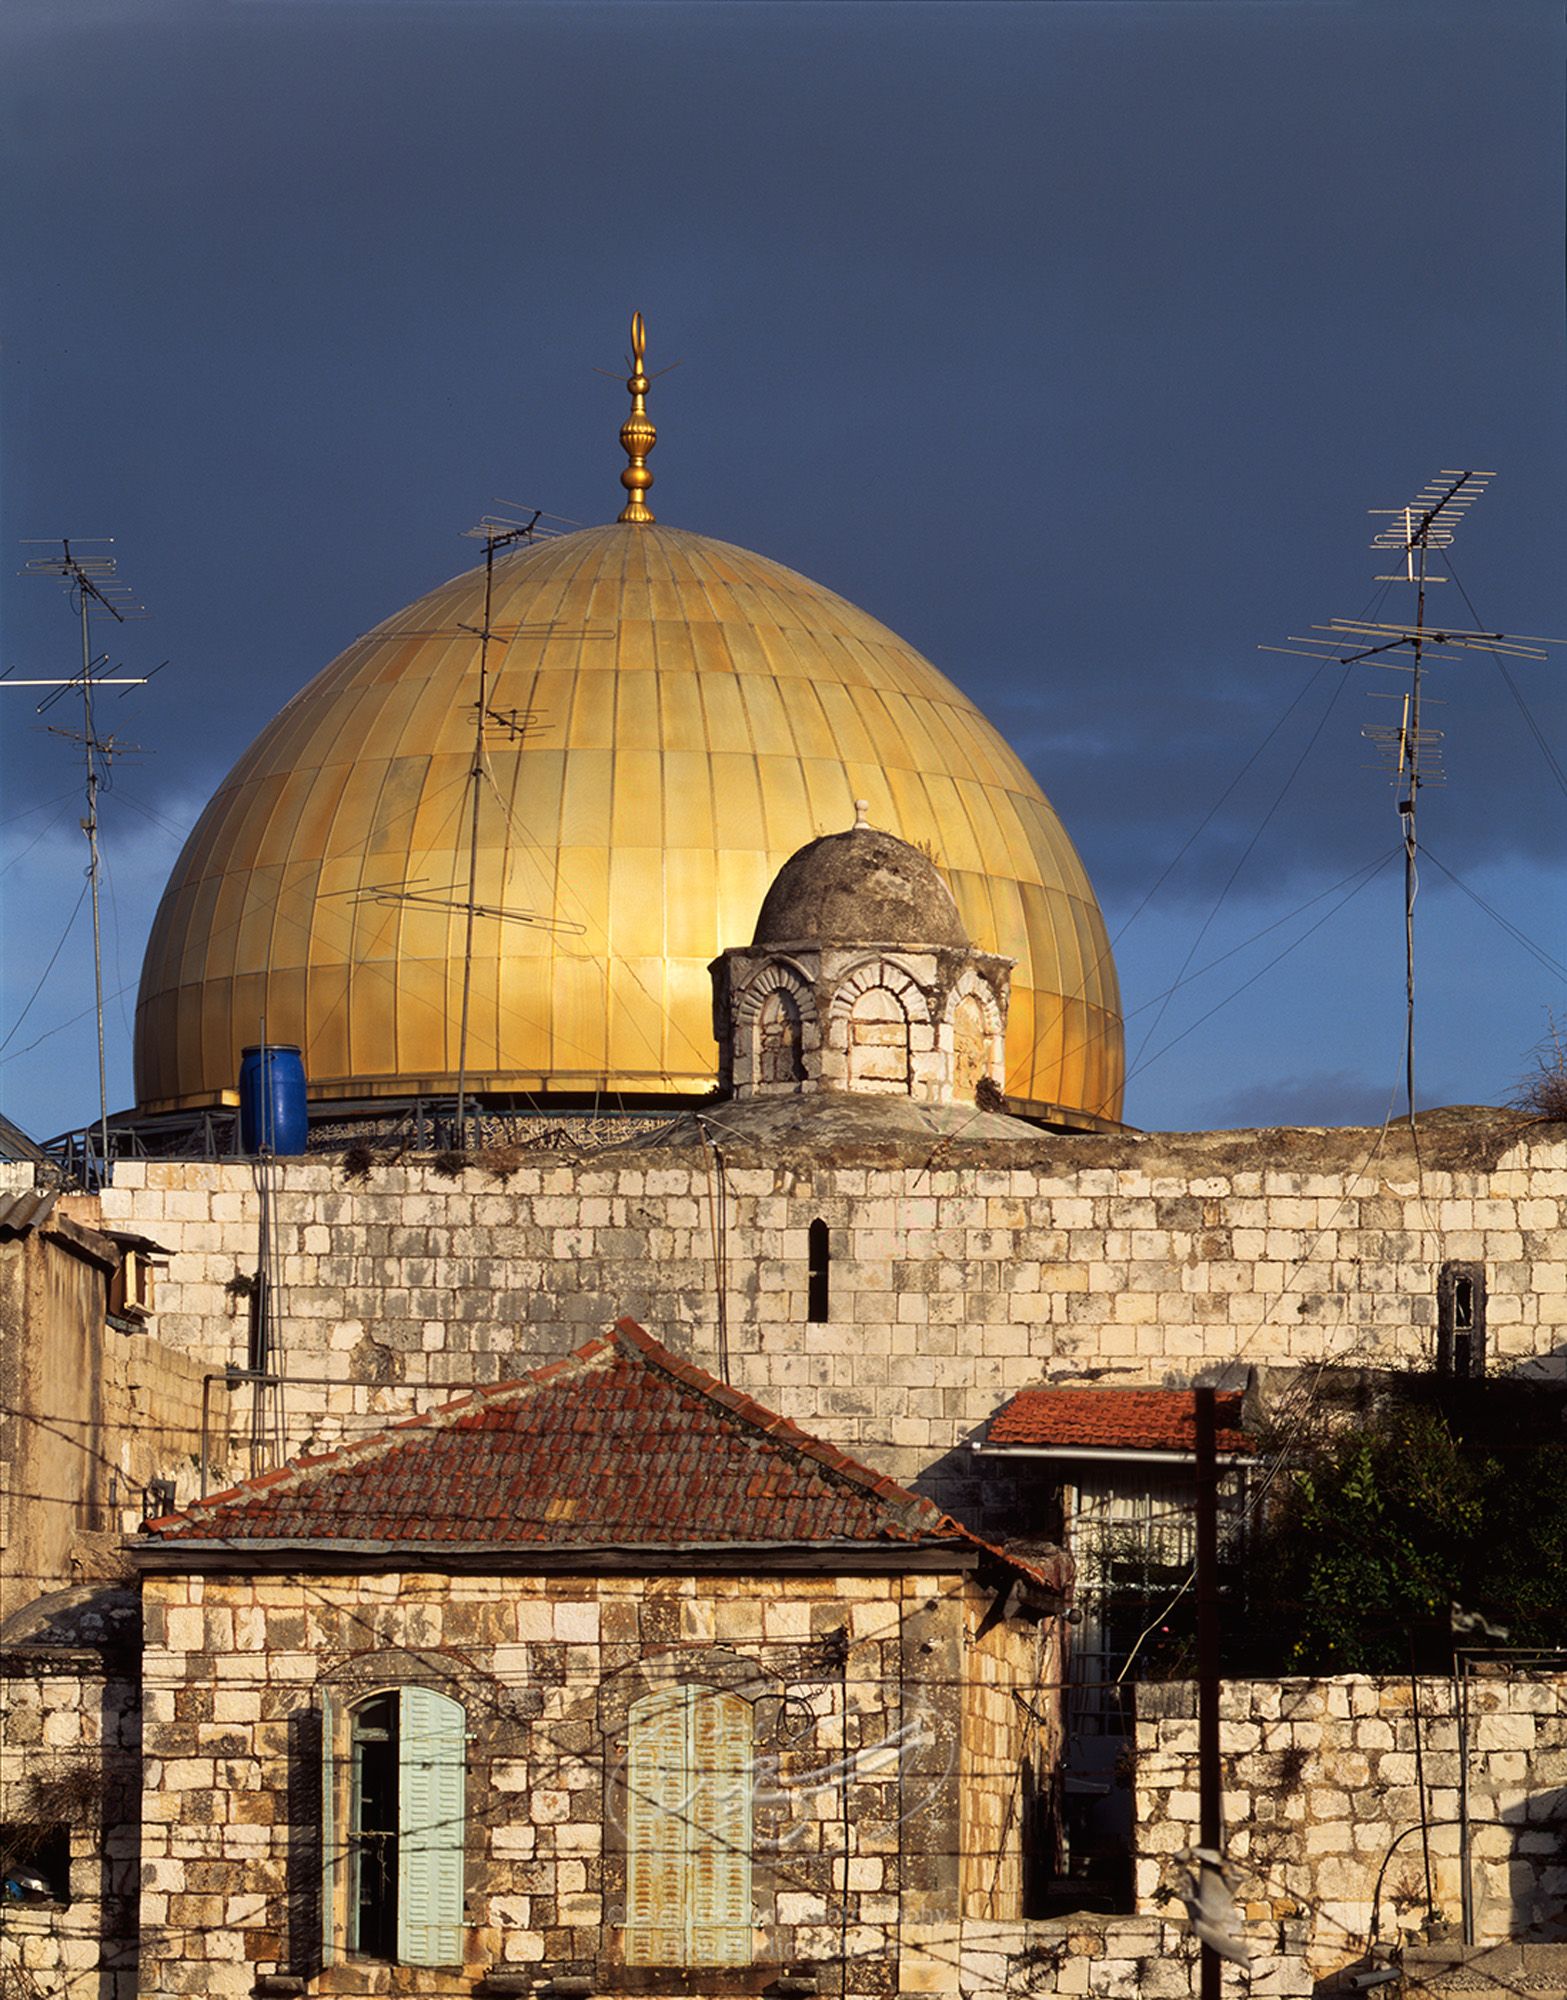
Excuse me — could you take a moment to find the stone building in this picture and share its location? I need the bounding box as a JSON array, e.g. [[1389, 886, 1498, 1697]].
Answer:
[[710, 816, 1011, 1107], [0, 1586, 142, 2000], [128, 1318, 1063, 2000], [0, 1189, 205, 1624], [2, 326, 1565, 2000]]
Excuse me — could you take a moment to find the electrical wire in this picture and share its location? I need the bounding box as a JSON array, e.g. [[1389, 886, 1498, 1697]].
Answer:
[[1126, 661, 1354, 1085], [0, 788, 76, 831], [1441, 551, 1567, 805], [1125, 846, 1397, 1088], [1420, 845, 1567, 986], [0, 797, 77, 877], [0, 879, 89, 1056]]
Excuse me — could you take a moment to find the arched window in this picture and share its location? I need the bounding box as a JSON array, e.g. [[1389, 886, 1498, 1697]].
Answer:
[[847, 985, 909, 1093], [322, 1686, 466, 1967], [755, 987, 805, 1088], [807, 1219, 830, 1324], [626, 1686, 752, 1966]]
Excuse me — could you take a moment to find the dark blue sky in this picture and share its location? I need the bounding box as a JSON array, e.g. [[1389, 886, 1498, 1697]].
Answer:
[[3, 0, 1564, 1139]]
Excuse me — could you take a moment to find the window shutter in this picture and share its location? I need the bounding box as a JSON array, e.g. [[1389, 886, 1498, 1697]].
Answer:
[[397, 1687, 466, 1967], [320, 1691, 337, 1968], [627, 1686, 753, 1968], [626, 1691, 688, 1966], [688, 1690, 752, 1965]]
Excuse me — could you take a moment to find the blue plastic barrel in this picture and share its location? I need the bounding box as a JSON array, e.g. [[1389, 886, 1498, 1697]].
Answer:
[[238, 1045, 309, 1156]]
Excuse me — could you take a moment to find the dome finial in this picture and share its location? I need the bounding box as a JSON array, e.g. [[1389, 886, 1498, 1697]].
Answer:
[[617, 310, 657, 525]]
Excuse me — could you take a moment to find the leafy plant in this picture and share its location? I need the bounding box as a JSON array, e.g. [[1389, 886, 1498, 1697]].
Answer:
[[1246, 1391, 1567, 1672]]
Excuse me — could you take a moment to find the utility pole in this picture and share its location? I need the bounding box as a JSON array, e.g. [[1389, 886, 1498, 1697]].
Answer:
[[1195, 1385, 1222, 2000]]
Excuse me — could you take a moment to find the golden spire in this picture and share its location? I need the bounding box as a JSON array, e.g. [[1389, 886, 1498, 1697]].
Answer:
[[617, 310, 657, 525]]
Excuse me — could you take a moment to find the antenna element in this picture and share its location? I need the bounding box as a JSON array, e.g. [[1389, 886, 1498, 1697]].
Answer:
[[1261, 473, 1562, 1130], [11, 539, 154, 1182]]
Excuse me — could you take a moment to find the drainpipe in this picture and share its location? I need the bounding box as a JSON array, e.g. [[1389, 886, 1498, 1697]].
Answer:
[[201, 1367, 274, 1499], [1455, 1658, 1473, 1946]]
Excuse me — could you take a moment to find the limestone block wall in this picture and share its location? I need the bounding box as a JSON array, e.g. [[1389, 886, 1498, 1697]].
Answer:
[[714, 943, 1009, 1105], [100, 1328, 219, 1523], [0, 1644, 141, 2000], [0, 1224, 116, 1622], [136, 1565, 1038, 2000], [1135, 1674, 1567, 1980], [960, 1616, 1058, 1920], [0, 1195, 224, 1613], [954, 1915, 1263, 2000], [85, 1125, 1567, 1512]]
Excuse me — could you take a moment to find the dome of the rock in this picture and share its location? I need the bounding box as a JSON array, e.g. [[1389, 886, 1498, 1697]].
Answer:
[[135, 520, 1123, 1123]]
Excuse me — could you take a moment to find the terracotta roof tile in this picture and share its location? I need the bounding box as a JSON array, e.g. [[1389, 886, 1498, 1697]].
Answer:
[[143, 1319, 1060, 1589], [987, 1387, 1251, 1455]]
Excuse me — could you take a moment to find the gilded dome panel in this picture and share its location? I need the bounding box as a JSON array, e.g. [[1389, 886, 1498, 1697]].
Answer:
[[134, 522, 1124, 1119]]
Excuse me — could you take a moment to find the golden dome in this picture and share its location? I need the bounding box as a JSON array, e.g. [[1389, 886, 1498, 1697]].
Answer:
[[134, 523, 1124, 1120]]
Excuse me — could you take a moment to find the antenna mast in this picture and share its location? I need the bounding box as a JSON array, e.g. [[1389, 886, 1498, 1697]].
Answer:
[[324, 505, 593, 1148], [454, 511, 542, 1147], [11, 539, 152, 1178], [1262, 471, 1562, 1129], [1368, 478, 1471, 1129]]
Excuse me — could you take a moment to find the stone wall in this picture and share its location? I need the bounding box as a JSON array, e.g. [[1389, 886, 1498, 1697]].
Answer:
[[1135, 1673, 1567, 1980], [0, 1202, 222, 1618], [100, 1326, 218, 1525], [0, 1217, 118, 1623], [954, 1916, 1247, 2000], [0, 1627, 141, 2000], [86, 1121, 1567, 1515], [136, 1564, 1047, 2000], [960, 1617, 1055, 1921]]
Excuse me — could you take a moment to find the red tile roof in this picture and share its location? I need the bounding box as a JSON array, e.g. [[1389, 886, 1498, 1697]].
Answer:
[[142, 1320, 1058, 1586], [986, 1387, 1252, 1455]]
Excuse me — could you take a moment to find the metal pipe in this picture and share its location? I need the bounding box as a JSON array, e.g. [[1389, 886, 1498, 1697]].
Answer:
[[1195, 1386, 1221, 2000], [455, 536, 496, 1149], [1409, 1640, 1436, 1927], [201, 1366, 275, 1499], [79, 578, 110, 1182], [1456, 1659, 1473, 1945]]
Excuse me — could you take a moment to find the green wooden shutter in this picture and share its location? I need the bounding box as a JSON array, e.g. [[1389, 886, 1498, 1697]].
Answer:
[[321, 1691, 338, 1968], [688, 1690, 752, 1966], [626, 1690, 687, 1965], [397, 1687, 466, 1967]]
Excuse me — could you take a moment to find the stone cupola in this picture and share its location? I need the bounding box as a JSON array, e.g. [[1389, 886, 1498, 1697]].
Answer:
[[711, 809, 1013, 1106]]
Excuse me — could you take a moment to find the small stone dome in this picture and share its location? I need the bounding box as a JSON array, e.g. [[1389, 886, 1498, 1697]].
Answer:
[[751, 825, 970, 950]]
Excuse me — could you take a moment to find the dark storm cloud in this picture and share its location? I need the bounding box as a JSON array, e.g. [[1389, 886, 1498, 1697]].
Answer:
[[1199, 1069, 1401, 1133], [2, 0, 1563, 1139]]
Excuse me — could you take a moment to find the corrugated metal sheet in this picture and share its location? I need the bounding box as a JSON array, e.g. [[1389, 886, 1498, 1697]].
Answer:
[[0, 1189, 59, 1239], [0, 1112, 50, 1165]]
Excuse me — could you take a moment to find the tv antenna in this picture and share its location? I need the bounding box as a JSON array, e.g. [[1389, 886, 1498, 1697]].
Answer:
[[1261, 472, 1563, 1129], [340, 505, 608, 1146], [7, 538, 157, 1179], [328, 505, 608, 1143]]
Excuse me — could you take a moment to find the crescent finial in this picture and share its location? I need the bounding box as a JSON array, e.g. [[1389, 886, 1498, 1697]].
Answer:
[[617, 309, 656, 525]]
